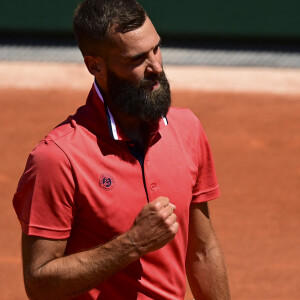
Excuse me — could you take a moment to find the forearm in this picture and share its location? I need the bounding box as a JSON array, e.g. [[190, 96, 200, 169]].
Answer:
[[186, 240, 230, 300], [24, 233, 139, 300], [23, 197, 178, 300]]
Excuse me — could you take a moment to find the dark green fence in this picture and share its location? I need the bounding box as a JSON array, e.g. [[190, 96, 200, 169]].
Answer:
[[0, 0, 300, 40], [0, 0, 80, 34], [142, 0, 300, 40]]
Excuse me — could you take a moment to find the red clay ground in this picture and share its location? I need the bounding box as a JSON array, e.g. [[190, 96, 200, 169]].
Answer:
[[0, 75, 299, 299]]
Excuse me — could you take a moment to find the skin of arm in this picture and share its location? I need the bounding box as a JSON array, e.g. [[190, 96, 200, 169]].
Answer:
[[186, 202, 231, 300], [22, 196, 178, 300]]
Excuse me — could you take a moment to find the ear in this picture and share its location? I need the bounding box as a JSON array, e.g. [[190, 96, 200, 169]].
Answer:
[[84, 56, 106, 77]]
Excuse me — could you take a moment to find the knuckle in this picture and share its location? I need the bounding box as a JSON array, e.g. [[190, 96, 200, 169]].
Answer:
[[173, 224, 178, 232], [164, 213, 176, 226], [171, 222, 179, 234], [153, 201, 162, 211], [160, 211, 168, 220], [168, 227, 176, 238], [158, 196, 169, 205], [164, 218, 172, 227], [169, 206, 174, 215], [173, 213, 177, 221], [163, 196, 170, 202]]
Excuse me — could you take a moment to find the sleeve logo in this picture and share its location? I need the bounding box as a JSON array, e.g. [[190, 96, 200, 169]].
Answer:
[[99, 173, 115, 191]]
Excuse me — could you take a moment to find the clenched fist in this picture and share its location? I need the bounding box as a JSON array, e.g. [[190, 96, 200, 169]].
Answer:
[[127, 196, 179, 256]]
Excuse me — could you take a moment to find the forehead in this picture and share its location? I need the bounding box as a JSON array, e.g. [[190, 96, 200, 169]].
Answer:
[[107, 17, 160, 59]]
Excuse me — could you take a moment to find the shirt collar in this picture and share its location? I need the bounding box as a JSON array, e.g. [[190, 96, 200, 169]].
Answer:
[[93, 81, 168, 141], [94, 81, 119, 140]]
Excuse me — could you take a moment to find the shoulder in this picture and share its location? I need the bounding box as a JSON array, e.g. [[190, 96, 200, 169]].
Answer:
[[29, 117, 78, 165], [167, 106, 196, 120], [44, 117, 75, 143], [167, 107, 203, 136], [27, 118, 77, 172], [25, 140, 72, 181]]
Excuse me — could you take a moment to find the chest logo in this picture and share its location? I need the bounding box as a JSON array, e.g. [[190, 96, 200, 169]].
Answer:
[[99, 173, 115, 191]]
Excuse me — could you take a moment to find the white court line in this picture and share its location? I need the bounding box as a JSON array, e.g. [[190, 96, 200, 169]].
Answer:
[[1, 61, 300, 95]]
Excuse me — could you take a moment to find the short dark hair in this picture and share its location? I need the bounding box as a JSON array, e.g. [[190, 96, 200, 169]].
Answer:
[[73, 0, 147, 56]]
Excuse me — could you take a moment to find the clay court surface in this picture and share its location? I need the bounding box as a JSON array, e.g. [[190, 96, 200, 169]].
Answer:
[[0, 62, 299, 299]]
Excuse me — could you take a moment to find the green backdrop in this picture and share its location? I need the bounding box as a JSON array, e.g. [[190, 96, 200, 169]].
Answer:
[[0, 0, 299, 40]]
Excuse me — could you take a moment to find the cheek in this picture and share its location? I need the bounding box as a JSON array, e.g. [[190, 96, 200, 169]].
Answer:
[[120, 67, 146, 85], [108, 59, 148, 86]]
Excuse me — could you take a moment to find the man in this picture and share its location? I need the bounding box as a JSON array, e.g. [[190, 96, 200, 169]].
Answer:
[[13, 0, 230, 299]]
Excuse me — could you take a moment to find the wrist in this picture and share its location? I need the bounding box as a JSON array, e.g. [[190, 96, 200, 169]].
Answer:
[[125, 231, 143, 259]]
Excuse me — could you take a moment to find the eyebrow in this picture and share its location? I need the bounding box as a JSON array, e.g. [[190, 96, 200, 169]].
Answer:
[[129, 38, 162, 61]]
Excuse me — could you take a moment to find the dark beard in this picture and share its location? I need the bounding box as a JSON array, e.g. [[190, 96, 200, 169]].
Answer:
[[106, 69, 171, 123]]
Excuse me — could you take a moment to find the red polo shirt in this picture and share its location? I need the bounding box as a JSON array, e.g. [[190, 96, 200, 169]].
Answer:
[[13, 82, 220, 299]]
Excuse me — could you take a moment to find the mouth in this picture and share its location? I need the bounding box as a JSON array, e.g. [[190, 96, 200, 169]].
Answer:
[[148, 80, 160, 91]]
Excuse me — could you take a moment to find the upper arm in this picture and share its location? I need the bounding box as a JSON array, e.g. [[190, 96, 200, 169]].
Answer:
[[13, 141, 76, 239], [22, 233, 67, 281], [187, 202, 217, 254], [191, 115, 220, 204]]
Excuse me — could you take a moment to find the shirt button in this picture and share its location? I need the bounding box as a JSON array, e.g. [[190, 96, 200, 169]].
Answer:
[[150, 183, 156, 190]]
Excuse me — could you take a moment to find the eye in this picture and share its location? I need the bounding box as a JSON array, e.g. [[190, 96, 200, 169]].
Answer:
[[131, 54, 146, 64], [153, 43, 161, 54]]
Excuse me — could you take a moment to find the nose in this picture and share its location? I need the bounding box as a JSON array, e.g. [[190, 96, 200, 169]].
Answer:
[[145, 52, 163, 74]]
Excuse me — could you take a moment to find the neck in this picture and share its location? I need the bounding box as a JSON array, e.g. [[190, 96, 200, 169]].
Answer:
[[106, 97, 148, 147], [116, 111, 145, 143], [97, 82, 157, 147]]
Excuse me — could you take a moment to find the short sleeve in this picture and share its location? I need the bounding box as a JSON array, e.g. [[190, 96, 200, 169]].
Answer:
[[13, 139, 76, 239], [191, 116, 220, 203]]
